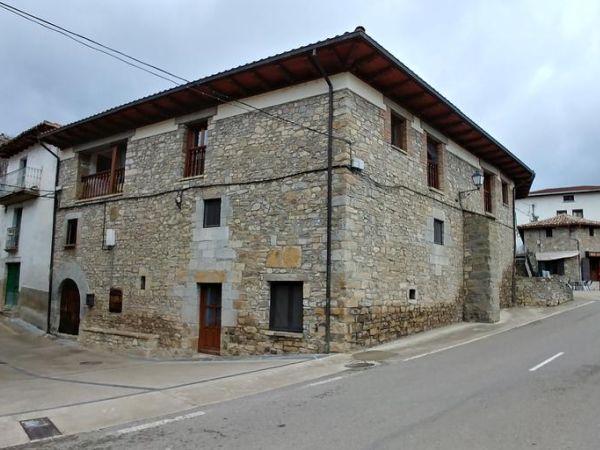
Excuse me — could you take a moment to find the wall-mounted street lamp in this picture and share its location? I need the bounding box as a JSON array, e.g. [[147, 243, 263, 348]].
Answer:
[[457, 170, 484, 207]]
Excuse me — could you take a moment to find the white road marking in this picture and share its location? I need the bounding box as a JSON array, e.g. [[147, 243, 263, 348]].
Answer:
[[403, 301, 594, 362], [115, 410, 206, 434], [529, 352, 564, 372], [307, 376, 344, 387]]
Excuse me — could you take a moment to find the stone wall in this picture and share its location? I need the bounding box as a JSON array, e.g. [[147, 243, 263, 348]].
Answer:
[[514, 276, 573, 307]]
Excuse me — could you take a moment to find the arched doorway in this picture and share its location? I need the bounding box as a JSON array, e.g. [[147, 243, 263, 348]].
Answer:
[[58, 279, 80, 335]]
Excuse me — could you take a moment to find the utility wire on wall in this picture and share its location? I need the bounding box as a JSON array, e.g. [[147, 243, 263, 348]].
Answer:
[[0, 1, 351, 145]]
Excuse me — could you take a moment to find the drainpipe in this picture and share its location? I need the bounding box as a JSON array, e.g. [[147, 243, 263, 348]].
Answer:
[[511, 187, 517, 304], [38, 139, 59, 333], [310, 49, 333, 354]]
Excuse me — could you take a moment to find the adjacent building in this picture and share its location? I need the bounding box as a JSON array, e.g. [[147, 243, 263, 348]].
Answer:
[[516, 185, 600, 224], [519, 214, 600, 282], [42, 28, 534, 355], [0, 121, 60, 329]]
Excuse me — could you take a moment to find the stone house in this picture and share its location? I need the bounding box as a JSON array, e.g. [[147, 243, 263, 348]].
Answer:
[[0, 121, 61, 330], [42, 28, 534, 355], [519, 214, 600, 282]]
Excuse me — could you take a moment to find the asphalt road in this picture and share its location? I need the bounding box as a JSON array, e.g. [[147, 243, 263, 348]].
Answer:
[[20, 300, 600, 450]]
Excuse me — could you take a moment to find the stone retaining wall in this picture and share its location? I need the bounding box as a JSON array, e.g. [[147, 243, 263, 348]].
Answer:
[[514, 276, 573, 307]]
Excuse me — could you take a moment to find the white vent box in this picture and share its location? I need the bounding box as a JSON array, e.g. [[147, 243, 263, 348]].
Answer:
[[105, 229, 116, 247], [351, 157, 365, 171]]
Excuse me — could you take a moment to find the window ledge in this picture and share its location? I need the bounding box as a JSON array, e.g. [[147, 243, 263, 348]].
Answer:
[[428, 186, 444, 196], [64, 244, 76, 250], [76, 193, 123, 204], [390, 144, 408, 155], [485, 212, 496, 219], [178, 175, 205, 182], [264, 330, 304, 338]]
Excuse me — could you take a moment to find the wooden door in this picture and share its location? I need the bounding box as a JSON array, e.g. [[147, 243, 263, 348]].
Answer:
[[198, 283, 222, 354], [58, 279, 80, 335], [4, 263, 20, 307]]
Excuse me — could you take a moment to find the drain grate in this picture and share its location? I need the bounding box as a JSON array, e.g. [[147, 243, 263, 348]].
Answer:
[[79, 360, 102, 365], [345, 361, 377, 370], [20, 417, 62, 440]]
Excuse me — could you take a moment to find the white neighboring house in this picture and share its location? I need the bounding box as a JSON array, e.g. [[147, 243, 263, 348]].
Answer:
[[0, 122, 60, 330], [515, 186, 600, 253]]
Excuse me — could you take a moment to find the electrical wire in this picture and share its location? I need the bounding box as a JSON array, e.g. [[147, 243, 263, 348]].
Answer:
[[0, 1, 351, 145]]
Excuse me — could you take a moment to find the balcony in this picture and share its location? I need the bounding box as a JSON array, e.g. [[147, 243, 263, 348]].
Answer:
[[427, 161, 440, 190], [80, 167, 125, 199], [0, 166, 43, 206], [5, 227, 19, 252]]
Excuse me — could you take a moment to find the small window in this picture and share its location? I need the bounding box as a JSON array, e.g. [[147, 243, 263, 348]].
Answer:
[[408, 289, 417, 300], [184, 122, 208, 177], [140, 276, 146, 290], [590, 228, 595, 237], [65, 219, 78, 248], [434, 219, 444, 245], [203, 198, 221, 228], [545, 228, 553, 238], [390, 112, 407, 150], [557, 210, 567, 215], [501, 181, 509, 205], [109, 288, 123, 313], [563, 194, 574, 202], [572, 209, 583, 218], [270, 282, 303, 333]]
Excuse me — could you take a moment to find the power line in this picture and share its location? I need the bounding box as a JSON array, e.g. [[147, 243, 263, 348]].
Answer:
[[0, 1, 351, 145]]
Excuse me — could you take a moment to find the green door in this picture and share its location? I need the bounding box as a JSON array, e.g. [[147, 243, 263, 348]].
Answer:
[[5, 263, 20, 307]]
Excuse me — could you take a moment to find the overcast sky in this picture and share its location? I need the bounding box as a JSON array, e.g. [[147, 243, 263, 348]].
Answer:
[[1, 0, 598, 190]]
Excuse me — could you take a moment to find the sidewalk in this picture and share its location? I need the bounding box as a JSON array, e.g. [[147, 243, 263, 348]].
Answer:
[[1, 292, 597, 448]]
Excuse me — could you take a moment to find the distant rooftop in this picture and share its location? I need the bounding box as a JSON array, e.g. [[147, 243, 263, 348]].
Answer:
[[518, 214, 600, 230], [0, 121, 61, 157], [528, 185, 600, 197]]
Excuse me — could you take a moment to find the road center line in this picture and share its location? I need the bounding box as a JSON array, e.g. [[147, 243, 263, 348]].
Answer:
[[115, 410, 206, 435], [529, 352, 564, 372], [307, 376, 344, 387]]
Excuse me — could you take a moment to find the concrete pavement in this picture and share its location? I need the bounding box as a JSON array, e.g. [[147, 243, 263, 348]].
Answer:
[[2, 291, 598, 448]]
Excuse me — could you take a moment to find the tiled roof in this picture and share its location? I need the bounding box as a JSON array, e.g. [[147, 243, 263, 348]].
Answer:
[[0, 121, 61, 157], [518, 214, 600, 230], [528, 185, 600, 196], [0, 133, 10, 144]]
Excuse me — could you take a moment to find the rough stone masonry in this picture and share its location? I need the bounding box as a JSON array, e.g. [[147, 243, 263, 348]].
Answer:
[[51, 86, 517, 356]]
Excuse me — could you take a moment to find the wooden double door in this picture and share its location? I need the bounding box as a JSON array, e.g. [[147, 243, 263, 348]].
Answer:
[[198, 283, 222, 354]]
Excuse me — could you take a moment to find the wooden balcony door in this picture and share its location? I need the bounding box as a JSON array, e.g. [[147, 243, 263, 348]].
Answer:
[[198, 283, 222, 354]]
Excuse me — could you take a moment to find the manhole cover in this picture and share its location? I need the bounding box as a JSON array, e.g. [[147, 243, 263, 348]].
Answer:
[[345, 361, 377, 370], [20, 417, 62, 440], [79, 361, 102, 365]]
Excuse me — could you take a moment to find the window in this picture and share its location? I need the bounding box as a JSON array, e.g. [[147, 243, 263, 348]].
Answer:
[[270, 282, 303, 333], [426, 135, 440, 189], [65, 219, 78, 248], [140, 276, 146, 290], [408, 289, 417, 300], [79, 142, 126, 199], [390, 112, 407, 150], [557, 210, 567, 215], [203, 198, 221, 228], [483, 172, 493, 213], [590, 228, 595, 237], [109, 288, 123, 313], [563, 194, 574, 202], [545, 228, 553, 238], [433, 219, 444, 245], [572, 209, 584, 218], [501, 181, 509, 205], [6, 208, 22, 251], [540, 259, 564, 276], [184, 121, 208, 177]]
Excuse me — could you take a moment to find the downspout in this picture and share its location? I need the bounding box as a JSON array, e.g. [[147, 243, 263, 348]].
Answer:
[[511, 187, 517, 305], [310, 49, 333, 354], [38, 139, 60, 333]]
